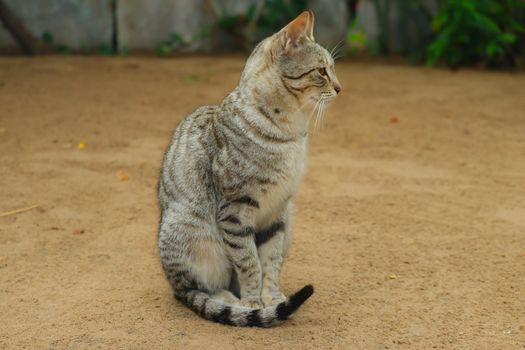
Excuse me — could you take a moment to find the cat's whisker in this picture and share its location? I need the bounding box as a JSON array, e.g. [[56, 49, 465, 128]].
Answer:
[[314, 100, 325, 131], [315, 101, 323, 130], [314, 104, 319, 129], [333, 52, 346, 61], [332, 49, 344, 61], [331, 40, 345, 59], [330, 40, 344, 57], [319, 101, 328, 128], [317, 103, 322, 130], [325, 39, 337, 54], [307, 99, 321, 128], [299, 97, 317, 114], [312, 100, 319, 129], [320, 101, 327, 130], [321, 101, 327, 128]]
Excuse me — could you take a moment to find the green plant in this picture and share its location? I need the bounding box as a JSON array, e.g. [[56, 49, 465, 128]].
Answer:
[[156, 32, 188, 56], [371, 0, 392, 55], [367, 0, 435, 62], [156, 0, 307, 55], [346, 19, 367, 54], [211, 0, 307, 51], [119, 47, 130, 56], [245, 0, 307, 48], [98, 43, 113, 55], [426, 0, 525, 68], [247, 0, 307, 40], [41, 32, 72, 54], [156, 29, 211, 56], [41, 31, 53, 45]]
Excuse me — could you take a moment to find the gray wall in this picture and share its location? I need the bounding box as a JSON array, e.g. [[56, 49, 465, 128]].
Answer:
[[2, 0, 413, 54], [117, 0, 208, 51], [0, 0, 112, 51], [356, 0, 439, 54]]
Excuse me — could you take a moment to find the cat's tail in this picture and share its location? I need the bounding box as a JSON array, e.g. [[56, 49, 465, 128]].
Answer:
[[174, 285, 314, 327]]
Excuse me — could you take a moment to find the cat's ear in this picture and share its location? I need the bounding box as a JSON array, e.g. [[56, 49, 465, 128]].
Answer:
[[282, 10, 315, 48]]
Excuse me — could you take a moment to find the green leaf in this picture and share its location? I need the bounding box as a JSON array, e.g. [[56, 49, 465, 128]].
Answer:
[[119, 47, 130, 56], [170, 32, 187, 46], [156, 45, 173, 57], [41, 32, 54, 44], [98, 44, 113, 55], [486, 42, 501, 56], [55, 45, 71, 54], [499, 33, 516, 44]]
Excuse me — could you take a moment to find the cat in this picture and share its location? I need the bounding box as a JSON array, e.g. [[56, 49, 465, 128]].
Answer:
[[158, 10, 341, 327]]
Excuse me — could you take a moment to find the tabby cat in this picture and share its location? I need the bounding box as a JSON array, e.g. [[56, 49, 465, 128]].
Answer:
[[158, 10, 341, 327]]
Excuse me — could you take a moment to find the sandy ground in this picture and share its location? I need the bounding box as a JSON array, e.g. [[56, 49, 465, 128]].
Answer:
[[0, 56, 524, 349]]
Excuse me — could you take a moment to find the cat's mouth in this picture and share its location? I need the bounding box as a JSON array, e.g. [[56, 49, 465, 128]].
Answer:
[[319, 91, 337, 103], [318, 96, 337, 105]]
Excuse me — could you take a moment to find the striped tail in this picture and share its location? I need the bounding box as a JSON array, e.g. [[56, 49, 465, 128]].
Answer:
[[175, 285, 314, 327]]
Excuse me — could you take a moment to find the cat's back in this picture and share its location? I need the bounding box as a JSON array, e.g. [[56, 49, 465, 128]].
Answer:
[[159, 105, 220, 210], [163, 105, 219, 163]]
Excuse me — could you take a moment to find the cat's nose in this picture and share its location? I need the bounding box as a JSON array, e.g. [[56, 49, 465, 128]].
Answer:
[[334, 84, 341, 95]]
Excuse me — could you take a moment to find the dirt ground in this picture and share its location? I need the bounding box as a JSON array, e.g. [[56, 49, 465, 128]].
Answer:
[[0, 56, 524, 349]]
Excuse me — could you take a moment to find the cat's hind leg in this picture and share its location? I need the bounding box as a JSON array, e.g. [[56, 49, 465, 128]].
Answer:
[[158, 206, 231, 294]]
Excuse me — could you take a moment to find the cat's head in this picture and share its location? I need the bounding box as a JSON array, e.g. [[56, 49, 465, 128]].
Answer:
[[242, 11, 341, 112]]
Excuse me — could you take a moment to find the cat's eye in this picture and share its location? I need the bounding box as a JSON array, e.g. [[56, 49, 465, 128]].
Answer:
[[318, 67, 327, 76]]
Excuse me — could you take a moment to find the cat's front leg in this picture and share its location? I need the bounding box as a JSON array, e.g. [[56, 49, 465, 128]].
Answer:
[[218, 199, 263, 308], [222, 229, 263, 308], [258, 224, 288, 306], [258, 205, 291, 306]]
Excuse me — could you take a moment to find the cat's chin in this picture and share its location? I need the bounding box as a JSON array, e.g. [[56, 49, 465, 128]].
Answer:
[[309, 98, 336, 110], [310, 95, 336, 103]]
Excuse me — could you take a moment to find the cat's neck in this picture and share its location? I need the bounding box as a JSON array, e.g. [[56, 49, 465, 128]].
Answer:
[[228, 75, 310, 138]]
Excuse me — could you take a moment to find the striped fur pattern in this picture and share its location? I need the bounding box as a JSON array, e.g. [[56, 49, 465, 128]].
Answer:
[[158, 11, 340, 327]]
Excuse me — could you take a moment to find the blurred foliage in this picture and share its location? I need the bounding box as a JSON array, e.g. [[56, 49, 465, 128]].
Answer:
[[426, 0, 525, 68], [156, 29, 209, 56], [346, 19, 367, 54], [246, 0, 307, 44], [212, 0, 307, 51], [118, 47, 130, 56], [98, 43, 113, 56], [33, 0, 524, 70], [41, 31, 116, 56], [41, 31, 53, 45], [157, 0, 307, 55], [41, 32, 71, 54], [351, 0, 525, 69], [156, 32, 187, 56], [368, 0, 434, 60]]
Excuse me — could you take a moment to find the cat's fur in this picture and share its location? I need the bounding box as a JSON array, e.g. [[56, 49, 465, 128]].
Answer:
[[158, 11, 341, 327]]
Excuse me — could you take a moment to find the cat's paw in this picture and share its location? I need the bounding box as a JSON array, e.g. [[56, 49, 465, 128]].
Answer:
[[240, 297, 263, 309], [262, 291, 286, 307]]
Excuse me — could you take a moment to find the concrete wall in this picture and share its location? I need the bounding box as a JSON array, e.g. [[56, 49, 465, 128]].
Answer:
[[0, 0, 112, 51], [0, 0, 263, 52], [308, 0, 348, 49], [116, 0, 208, 51], [1, 0, 433, 55], [356, 0, 439, 54]]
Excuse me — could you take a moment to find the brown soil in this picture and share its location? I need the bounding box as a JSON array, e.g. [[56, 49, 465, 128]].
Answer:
[[1, 56, 524, 349]]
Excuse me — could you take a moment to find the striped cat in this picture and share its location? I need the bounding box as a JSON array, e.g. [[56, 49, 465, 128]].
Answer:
[[158, 10, 341, 327]]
